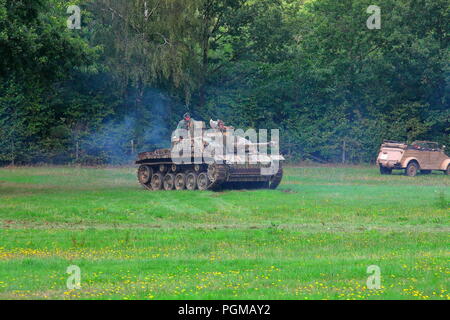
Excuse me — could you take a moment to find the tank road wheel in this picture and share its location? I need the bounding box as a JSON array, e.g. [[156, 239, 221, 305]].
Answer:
[[405, 161, 419, 177], [445, 164, 450, 176], [207, 164, 228, 190], [163, 173, 175, 191], [186, 172, 198, 190], [197, 172, 210, 191], [151, 173, 164, 190], [137, 165, 153, 185], [175, 173, 186, 190], [380, 166, 392, 175], [269, 166, 283, 189], [207, 164, 218, 182]]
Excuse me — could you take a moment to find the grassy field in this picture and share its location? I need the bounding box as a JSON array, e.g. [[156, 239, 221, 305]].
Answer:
[[0, 166, 448, 300]]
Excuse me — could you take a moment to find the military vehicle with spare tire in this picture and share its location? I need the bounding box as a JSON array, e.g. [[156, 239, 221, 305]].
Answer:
[[377, 140, 450, 176], [136, 120, 285, 190]]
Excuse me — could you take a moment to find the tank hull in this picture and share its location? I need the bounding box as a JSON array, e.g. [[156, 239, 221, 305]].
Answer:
[[136, 149, 283, 191]]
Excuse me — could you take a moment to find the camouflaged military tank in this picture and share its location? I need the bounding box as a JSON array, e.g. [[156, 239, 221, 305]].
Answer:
[[136, 121, 284, 191]]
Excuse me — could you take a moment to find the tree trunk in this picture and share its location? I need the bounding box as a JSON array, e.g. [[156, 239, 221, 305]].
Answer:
[[198, 2, 211, 111]]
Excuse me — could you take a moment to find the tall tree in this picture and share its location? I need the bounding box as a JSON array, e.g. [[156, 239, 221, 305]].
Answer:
[[0, 0, 98, 164]]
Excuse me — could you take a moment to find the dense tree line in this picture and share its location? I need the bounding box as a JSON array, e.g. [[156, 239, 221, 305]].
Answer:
[[0, 0, 448, 165]]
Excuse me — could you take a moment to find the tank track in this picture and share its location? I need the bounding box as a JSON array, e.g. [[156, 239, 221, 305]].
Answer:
[[137, 162, 282, 191], [269, 166, 283, 189]]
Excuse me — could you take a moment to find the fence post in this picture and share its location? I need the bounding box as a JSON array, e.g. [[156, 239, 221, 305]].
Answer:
[[342, 140, 346, 164], [76, 141, 79, 161], [11, 140, 15, 166]]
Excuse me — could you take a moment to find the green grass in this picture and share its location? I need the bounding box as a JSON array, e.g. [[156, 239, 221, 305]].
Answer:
[[0, 166, 448, 300]]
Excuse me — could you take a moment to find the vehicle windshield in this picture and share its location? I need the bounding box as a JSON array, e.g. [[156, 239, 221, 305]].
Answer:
[[411, 141, 440, 150]]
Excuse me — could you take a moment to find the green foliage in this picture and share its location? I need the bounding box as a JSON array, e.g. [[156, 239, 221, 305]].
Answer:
[[202, 0, 449, 162], [0, 0, 448, 164]]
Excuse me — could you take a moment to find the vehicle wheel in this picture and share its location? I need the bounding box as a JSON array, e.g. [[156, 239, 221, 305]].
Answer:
[[186, 172, 198, 190], [163, 173, 175, 190], [207, 164, 219, 183], [405, 162, 419, 177], [175, 173, 186, 190], [197, 172, 210, 191], [445, 165, 450, 175], [151, 173, 164, 190], [137, 165, 152, 184], [206, 164, 228, 190], [380, 166, 392, 175], [420, 170, 432, 175]]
